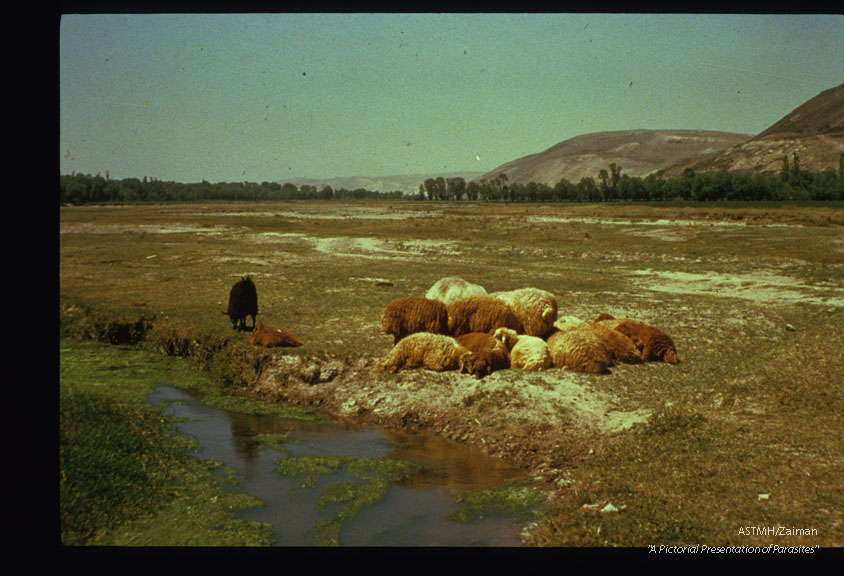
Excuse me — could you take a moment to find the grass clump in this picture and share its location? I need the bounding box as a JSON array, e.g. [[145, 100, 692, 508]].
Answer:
[[59, 338, 276, 546], [274, 456, 423, 546], [448, 479, 545, 523]]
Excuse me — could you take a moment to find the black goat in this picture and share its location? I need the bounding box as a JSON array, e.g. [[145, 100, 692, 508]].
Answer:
[[224, 276, 258, 330]]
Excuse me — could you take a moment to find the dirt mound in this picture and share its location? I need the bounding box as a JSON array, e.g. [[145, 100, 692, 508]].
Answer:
[[244, 352, 650, 482]]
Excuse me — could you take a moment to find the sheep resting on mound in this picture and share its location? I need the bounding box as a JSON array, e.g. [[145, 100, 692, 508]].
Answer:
[[250, 321, 303, 348], [456, 332, 510, 378], [376, 332, 473, 374], [447, 295, 523, 337], [592, 314, 679, 364], [546, 324, 612, 374], [491, 288, 559, 339], [493, 327, 552, 371], [586, 322, 643, 365], [381, 297, 449, 344], [425, 277, 488, 305]]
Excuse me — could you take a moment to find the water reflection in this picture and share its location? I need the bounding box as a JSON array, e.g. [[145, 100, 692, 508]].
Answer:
[[149, 385, 531, 546]]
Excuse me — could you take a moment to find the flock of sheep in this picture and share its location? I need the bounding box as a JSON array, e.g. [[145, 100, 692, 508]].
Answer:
[[226, 275, 679, 379], [378, 277, 679, 378]]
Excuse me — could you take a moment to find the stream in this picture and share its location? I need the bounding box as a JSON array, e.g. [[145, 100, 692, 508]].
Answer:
[[149, 385, 536, 546]]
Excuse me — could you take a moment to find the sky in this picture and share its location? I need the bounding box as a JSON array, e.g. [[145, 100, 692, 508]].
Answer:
[[59, 13, 844, 184]]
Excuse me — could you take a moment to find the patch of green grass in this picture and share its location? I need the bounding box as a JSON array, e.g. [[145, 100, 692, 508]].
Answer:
[[59, 387, 272, 546], [448, 479, 545, 523], [59, 338, 299, 546]]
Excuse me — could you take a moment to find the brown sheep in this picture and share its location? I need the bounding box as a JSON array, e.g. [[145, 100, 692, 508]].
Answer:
[[593, 314, 679, 364], [456, 332, 510, 378], [381, 297, 450, 344], [586, 322, 643, 365], [250, 321, 303, 348], [376, 332, 472, 374], [546, 325, 612, 374], [447, 295, 523, 337]]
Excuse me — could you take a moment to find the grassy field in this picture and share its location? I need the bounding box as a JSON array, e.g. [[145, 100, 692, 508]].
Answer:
[[59, 200, 844, 547]]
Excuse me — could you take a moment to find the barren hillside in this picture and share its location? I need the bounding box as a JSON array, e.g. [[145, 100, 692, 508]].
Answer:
[[475, 130, 751, 187], [663, 83, 844, 177]]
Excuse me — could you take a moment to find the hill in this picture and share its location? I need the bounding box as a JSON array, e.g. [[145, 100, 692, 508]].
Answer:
[[474, 130, 752, 187], [663, 83, 844, 177]]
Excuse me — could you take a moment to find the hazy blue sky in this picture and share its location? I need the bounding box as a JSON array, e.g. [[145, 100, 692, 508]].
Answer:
[[60, 13, 844, 183]]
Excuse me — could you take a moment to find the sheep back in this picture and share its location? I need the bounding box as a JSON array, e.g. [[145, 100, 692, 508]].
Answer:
[[377, 332, 471, 374], [381, 297, 449, 344], [546, 326, 612, 374], [447, 295, 523, 337], [456, 332, 510, 378], [493, 327, 551, 371], [608, 318, 679, 364], [586, 322, 642, 364], [250, 321, 303, 348], [491, 288, 559, 338], [425, 277, 488, 305]]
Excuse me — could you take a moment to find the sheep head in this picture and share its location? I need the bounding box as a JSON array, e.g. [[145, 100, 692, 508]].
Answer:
[[493, 327, 519, 351]]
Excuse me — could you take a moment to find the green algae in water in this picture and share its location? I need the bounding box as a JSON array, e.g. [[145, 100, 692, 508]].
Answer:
[[253, 433, 293, 452], [274, 456, 424, 546], [448, 479, 545, 524]]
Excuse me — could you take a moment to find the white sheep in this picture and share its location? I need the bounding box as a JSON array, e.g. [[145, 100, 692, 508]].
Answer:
[[493, 327, 552, 371], [425, 277, 488, 305], [546, 324, 612, 374], [491, 288, 558, 338], [376, 332, 473, 374]]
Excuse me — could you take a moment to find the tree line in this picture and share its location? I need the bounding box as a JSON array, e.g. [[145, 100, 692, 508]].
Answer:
[[60, 152, 844, 205], [59, 174, 405, 205], [416, 153, 844, 203]]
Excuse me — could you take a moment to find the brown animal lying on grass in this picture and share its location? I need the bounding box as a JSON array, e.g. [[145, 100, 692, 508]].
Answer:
[[250, 321, 303, 348], [456, 331, 510, 378], [592, 314, 679, 364], [546, 325, 613, 374]]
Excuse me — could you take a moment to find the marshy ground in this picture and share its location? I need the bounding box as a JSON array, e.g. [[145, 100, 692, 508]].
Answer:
[[59, 201, 844, 546]]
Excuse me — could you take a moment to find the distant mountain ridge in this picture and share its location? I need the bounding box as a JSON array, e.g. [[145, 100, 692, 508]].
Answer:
[[474, 130, 753, 187], [663, 83, 844, 177], [278, 171, 485, 195], [278, 84, 844, 192]]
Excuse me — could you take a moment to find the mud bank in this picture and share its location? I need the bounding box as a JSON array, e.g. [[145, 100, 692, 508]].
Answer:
[[60, 305, 648, 498], [232, 348, 649, 495]]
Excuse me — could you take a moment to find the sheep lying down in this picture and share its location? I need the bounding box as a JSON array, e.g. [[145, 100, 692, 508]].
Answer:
[[377, 332, 473, 374], [456, 331, 510, 378], [493, 327, 552, 371], [250, 321, 303, 348], [592, 315, 679, 364], [426, 277, 488, 305]]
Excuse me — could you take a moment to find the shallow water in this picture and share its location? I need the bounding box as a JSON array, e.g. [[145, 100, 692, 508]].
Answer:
[[148, 385, 533, 546]]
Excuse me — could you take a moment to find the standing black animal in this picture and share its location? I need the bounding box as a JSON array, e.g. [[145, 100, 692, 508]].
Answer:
[[225, 276, 258, 330]]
